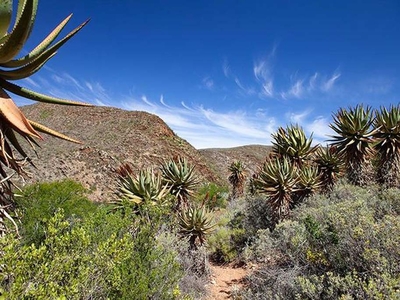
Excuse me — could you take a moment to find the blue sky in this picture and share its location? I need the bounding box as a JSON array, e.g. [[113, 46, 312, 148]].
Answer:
[[14, 0, 400, 148]]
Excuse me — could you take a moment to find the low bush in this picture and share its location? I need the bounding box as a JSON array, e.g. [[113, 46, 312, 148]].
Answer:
[[196, 183, 229, 209], [0, 208, 183, 299], [240, 183, 400, 299], [15, 179, 97, 246], [1, 179, 201, 299]]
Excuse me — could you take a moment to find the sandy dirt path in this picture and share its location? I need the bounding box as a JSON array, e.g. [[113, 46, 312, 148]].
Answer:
[[206, 263, 248, 299]]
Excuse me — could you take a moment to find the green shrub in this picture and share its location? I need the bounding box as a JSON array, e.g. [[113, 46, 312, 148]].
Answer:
[[208, 226, 244, 263], [207, 194, 276, 263], [196, 183, 229, 209], [0, 208, 183, 299], [207, 207, 247, 263], [240, 183, 400, 299], [15, 179, 97, 246]]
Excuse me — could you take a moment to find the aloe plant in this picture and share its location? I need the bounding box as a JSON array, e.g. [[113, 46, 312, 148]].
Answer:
[[0, 0, 90, 234], [228, 160, 247, 199], [253, 157, 299, 222], [329, 105, 376, 185], [295, 164, 322, 203], [313, 145, 345, 192], [160, 156, 199, 210], [271, 124, 318, 167], [178, 204, 215, 250], [116, 167, 169, 206], [373, 105, 400, 186]]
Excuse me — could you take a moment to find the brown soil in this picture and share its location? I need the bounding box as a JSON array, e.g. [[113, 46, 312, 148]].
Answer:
[[206, 263, 249, 299]]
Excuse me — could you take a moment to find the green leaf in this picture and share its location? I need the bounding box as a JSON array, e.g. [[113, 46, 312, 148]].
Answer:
[[0, 0, 38, 63], [0, 0, 12, 38]]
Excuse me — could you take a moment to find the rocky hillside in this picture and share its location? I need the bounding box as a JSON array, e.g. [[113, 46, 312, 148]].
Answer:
[[18, 103, 270, 201], [199, 145, 271, 181]]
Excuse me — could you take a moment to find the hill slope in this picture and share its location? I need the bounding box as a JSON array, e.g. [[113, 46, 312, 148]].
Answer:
[[199, 145, 271, 182], [18, 103, 270, 201]]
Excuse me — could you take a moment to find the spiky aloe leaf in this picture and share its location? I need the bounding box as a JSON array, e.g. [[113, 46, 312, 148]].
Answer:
[[0, 18, 89, 78], [0, 1, 91, 149], [0, 88, 40, 139], [0, 0, 37, 63], [29, 120, 82, 144], [2, 14, 73, 68], [0, 51, 57, 80], [117, 168, 170, 206], [313, 145, 345, 192], [0, 0, 12, 38], [0, 79, 91, 106], [295, 164, 322, 202]]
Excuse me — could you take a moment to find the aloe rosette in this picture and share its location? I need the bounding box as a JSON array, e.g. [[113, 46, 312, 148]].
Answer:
[[0, 0, 91, 234]]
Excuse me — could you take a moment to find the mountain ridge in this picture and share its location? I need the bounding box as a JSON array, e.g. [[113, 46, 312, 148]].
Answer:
[[18, 103, 270, 201]]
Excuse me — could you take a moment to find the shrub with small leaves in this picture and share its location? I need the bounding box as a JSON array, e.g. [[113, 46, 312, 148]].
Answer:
[[0, 208, 183, 299], [240, 183, 400, 299]]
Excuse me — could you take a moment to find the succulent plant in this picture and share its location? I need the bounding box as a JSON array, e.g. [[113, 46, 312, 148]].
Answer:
[[329, 105, 376, 185], [253, 157, 299, 221], [373, 105, 400, 186], [228, 160, 247, 199], [117, 168, 170, 206], [178, 204, 215, 249], [313, 145, 345, 192], [160, 156, 199, 210], [295, 164, 322, 203], [0, 0, 91, 234], [271, 124, 318, 167]]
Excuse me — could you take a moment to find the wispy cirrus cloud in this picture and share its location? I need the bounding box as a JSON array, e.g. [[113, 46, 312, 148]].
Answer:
[[121, 94, 333, 148], [253, 45, 277, 98], [121, 95, 275, 148], [222, 59, 231, 78], [281, 78, 304, 99], [220, 46, 340, 102], [279, 70, 341, 100], [20, 72, 111, 106], [201, 76, 215, 90], [322, 72, 341, 91], [253, 59, 274, 98]]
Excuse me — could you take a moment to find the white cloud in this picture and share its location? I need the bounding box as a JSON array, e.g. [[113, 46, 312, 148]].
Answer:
[[234, 77, 256, 96], [222, 59, 231, 78], [253, 47, 276, 98], [322, 72, 341, 91], [261, 80, 274, 97], [308, 72, 318, 90], [121, 95, 280, 148], [281, 79, 304, 99], [305, 116, 334, 144], [202, 77, 214, 90], [286, 109, 311, 124]]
